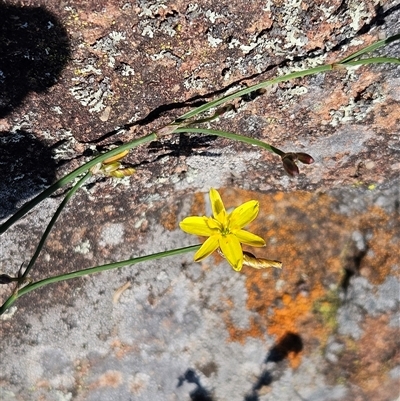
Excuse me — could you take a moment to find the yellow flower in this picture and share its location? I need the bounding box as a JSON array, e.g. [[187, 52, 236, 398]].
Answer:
[[90, 150, 135, 178], [179, 188, 266, 271]]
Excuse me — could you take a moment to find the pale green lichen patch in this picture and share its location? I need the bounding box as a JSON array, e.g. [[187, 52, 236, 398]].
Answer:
[[348, 0, 369, 31], [99, 223, 125, 247], [69, 77, 112, 113], [74, 240, 91, 255]]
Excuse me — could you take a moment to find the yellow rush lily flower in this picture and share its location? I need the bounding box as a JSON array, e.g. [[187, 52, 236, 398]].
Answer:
[[179, 188, 267, 271]]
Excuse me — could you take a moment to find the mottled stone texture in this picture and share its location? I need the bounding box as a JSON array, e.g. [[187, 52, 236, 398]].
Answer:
[[0, 1, 399, 400]]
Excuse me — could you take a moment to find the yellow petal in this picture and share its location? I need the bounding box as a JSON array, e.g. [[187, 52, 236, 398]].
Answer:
[[219, 234, 243, 271], [229, 200, 259, 229], [101, 162, 121, 174], [194, 236, 219, 261], [207, 217, 223, 231], [103, 150, 129, 164], [234, 229, 266, 247], [180, 216, 214, 236], [209, 188, 226, 220], [109, 168, 135, 178]]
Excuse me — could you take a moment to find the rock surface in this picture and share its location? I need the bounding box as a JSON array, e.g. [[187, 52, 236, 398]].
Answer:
[[0, 1, 399, 400]]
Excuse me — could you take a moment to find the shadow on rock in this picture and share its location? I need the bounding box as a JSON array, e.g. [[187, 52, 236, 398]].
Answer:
[[265, 331, 303, 363], [244, 332, 303, 401], [0, 130, 56, 219], [0, 4, 71, 221], [178, 368, 214, 401], [0, 3, 71, 117]]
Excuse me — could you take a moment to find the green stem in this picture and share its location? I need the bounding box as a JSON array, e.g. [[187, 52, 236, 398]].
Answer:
[[0, 133, 157, 234], [338, 33, 400, 63], [177, 64, 335, 122], [20, 173, 91, 281], [0, 244, 201, 315], [174, 127, 285, 156], [177, 55, 399, 123], [340, 57, 400, 67]]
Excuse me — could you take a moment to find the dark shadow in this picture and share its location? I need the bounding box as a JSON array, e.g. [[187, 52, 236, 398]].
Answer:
[[327, 2, 400, 57], [357, 3, 400, 35], [177, 368, 214, 401], [265, 332, 303, 363], [79, 75, 276, 145], [146, 133, 221, 159], [244, 332, 303, 401], [340, 244, 368, 293], [0, 4, 70, 219], [0, 3, 71, 117], [178, 334, 304, 401], [0, 130, 57, 219]]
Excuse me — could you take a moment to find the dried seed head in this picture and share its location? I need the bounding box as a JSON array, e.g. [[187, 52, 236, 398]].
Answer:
[[296, 152, 314, 164], [0, 274, 14, 284], [282, 155, 300, 176]]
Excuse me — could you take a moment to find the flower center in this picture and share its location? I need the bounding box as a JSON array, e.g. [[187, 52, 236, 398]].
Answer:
[[220, 227, 231, 236]]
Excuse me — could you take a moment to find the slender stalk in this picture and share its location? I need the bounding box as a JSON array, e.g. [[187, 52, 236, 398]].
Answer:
[[177, 55, 399, 124], [20, 173, 91, 281], [0, 244, 201, 315], [340, 57, 400, 67], [338, 33, 400, 63], [177, 64, 335, 122], [0, 133, 157, 234], [174, 127, 286, 156]]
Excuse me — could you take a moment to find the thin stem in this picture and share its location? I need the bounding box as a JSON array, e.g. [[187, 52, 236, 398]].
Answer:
[[0, 244, 201, 315], [177, 64, 335, 122], [0, 133, 157, 234], [174, 127, 286, 156], [177, 52, 399, 124], [340, 57, 400, 67], [338, 33, 400, 63], [20, 173, 91, 281]]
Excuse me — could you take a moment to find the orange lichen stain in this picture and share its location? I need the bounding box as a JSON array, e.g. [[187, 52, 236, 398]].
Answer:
[[357, 204, 400, 284], [346, 314, 400, 395], [210, 187, 399, 369], [225, 315, 265, 344], [159, 201, 180, 231], [190, 191, 206, 216], [217, 189, 340, 366], [222, 295, 264, 343], [266, 289, 327, 368], [160, 210, 178, 231], [90, 370, 123, 389]]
